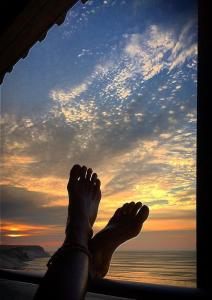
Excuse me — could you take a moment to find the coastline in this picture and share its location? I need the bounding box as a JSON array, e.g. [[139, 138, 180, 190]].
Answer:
[[0, 245, 50, 270]]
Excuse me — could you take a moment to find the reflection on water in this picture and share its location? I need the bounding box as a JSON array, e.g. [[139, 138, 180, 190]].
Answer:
[[107, 251, 196, 287], [23, 250, 196, 288]]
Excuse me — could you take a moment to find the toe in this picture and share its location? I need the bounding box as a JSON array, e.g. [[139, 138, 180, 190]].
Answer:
[[79, 165, 87, 181], [69, 164, 81, 180], [91, 172, 97, 184], [110, 207, 121, 222], [136, 205, 149, 223], [94, 179, 101, 201], [131, 202, 142, 217], [121, 203, 130, 215], [95, 178, 101, 189], [114, 207, 121, 218], [86, 168, 93, 181], [67, 164, 81, 189], [128, 202, 136, 214]]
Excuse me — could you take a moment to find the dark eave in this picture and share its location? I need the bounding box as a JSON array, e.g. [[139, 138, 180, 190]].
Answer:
[[0, 0, 86, 84]]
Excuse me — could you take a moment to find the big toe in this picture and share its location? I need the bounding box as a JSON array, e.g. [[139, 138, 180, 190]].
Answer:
[[131, 202, 142, 217], [136, 205, 149, 223], [68, 164, 81, 187]]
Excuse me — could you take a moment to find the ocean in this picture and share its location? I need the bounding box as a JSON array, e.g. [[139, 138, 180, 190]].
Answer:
[[23, 250, 196, 288]]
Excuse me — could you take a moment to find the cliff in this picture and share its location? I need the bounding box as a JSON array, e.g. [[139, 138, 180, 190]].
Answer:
[[0, 245, 50, 269]]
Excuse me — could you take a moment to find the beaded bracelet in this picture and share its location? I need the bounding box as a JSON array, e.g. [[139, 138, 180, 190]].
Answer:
[[47, 244, 92, 269]]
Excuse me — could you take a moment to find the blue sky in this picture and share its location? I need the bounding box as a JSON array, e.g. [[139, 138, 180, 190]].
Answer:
[[1, 0, 197, 250]]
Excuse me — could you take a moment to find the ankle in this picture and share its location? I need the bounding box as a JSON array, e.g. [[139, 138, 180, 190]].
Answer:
[[65, 220, 93, 248]]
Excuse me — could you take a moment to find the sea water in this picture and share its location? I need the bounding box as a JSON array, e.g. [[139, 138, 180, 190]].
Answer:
[[23, 250, 196, 288]]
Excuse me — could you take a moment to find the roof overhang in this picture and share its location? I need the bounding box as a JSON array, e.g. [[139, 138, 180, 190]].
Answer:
[[0, 0, 86, 84]]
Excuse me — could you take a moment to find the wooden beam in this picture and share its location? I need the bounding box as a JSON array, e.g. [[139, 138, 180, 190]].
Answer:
[[0, 0, 79, 84]]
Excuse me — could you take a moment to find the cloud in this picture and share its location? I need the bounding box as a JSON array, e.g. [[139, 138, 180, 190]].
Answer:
[[0, 182, 194, 241], [171, 20, 194, 57], [169, 44, 197, 71], [50, 83, 89, 103], [124, 21, 197, 77], [1, 185, 67, 226], [1, 97, 196, 199], [1, 221, 52, 238], [119, 230, 195, 251], [1, 18, 196, 233], [97, 21, 197, 102], [54, 22, 190, 108], [77, 49, 92, 58], [123, 28, 173, 82], [145, 200, 168, 206], [169, 19, 197, 71], [104, 158, 172, 198], [150, 208, 195, 220]]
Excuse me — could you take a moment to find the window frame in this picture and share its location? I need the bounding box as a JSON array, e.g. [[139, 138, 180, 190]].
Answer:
[[196, 0, 210, 291]]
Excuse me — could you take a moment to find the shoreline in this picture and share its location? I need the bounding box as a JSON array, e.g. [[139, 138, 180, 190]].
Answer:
[[0, 245, 50, 270]]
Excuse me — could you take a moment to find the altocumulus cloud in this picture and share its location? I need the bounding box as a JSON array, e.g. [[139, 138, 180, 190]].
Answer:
[[1, 6, 197, 215]]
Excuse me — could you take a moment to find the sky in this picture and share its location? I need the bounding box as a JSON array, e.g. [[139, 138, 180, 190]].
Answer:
[[0, 0, 197, 251]]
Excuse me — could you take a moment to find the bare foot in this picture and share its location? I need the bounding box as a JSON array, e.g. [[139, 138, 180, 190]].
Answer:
[[64, 164, 101, 246], [89, 202, 149, 278]]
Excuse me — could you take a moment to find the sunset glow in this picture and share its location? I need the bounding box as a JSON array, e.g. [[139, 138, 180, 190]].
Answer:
[[6, 234, 31, 238], [1, 0, 196, 250]]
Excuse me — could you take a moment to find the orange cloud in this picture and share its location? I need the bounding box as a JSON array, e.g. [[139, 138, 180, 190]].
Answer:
[[1, 222, 47, 232], [144, 218, 195, 232], [0, 221, 62, 238], [2, 155, 38, 166]]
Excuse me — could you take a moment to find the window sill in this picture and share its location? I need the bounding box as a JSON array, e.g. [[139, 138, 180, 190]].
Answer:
[[0, 268, 209, 300]]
